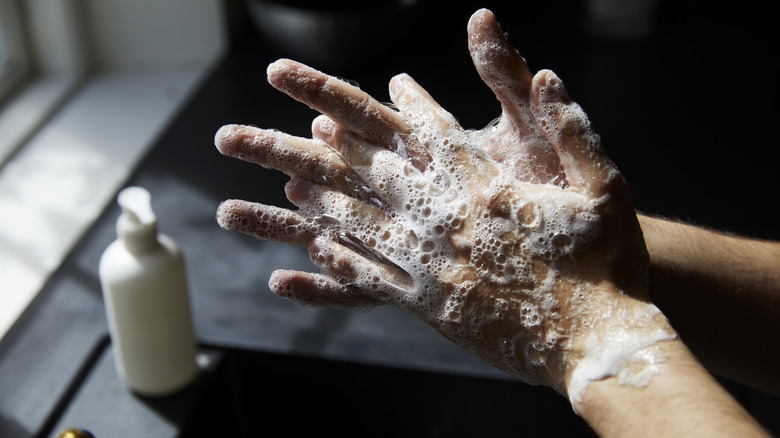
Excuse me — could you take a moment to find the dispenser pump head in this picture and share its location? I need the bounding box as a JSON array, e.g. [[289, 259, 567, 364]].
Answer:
[[116, 186, 158, 252]]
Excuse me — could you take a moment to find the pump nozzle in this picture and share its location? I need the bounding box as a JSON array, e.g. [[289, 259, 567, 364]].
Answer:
[[116, 186, 158, 252], [118, 186, 156, 225]]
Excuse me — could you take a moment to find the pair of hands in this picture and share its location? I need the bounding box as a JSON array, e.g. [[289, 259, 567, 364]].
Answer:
[[215, 9, 674, 398]]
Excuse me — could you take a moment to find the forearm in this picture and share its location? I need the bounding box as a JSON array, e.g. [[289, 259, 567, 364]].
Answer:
[[638, 214, 780, 395], [575, 337, 770, 438], [639, 214, 780, 289]]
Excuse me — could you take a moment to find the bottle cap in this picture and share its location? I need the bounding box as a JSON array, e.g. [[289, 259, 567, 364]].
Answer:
[[116, 186, 158, 253]]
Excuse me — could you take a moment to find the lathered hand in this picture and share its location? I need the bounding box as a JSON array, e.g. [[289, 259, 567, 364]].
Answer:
[[215, 9, 675, 399]]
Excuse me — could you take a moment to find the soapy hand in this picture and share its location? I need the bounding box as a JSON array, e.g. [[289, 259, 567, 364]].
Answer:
[[215, 9, 675, 397]]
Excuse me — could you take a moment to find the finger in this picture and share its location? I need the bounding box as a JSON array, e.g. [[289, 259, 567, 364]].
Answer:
[[267, 59, 408, 150], [286, 177, 432, 285], [285, 177, 391, 226], [216, 199, 319, 246], [215, 124, 352, 186], [311, 118, 430, 208], [467, 9, 536, 134], [310, 114, 341, 148], [531, 70, 618, 197], [269, 269, 383, 311], [308, 236, 414, 302], [286, 176, 418, 291], [390, 74, 493, 192], [268, 59, 431, 170], [466, 9, 563, 184], [311, 114, 374, 166], [389, 73, 471, 167]]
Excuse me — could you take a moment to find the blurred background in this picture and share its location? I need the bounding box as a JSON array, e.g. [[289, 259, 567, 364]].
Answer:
[[0, 0, 778, 436]]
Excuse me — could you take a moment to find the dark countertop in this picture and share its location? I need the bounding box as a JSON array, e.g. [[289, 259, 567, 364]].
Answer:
[[1, 1, 778, 437]]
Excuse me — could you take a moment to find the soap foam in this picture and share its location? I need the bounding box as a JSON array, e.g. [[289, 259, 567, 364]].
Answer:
[[280, 99, 624, 387], [567, 301, 676, 406], [224, 56, 673, 400]]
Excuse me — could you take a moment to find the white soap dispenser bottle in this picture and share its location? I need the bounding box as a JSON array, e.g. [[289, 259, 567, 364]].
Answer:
[[99, 186, 198, 396]]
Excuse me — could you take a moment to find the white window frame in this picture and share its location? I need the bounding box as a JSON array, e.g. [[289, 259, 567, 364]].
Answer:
[[0, 0, 31, 105], [0, 0, 89, 167]]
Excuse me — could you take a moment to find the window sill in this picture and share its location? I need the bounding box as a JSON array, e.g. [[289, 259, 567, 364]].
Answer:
[[0, 74, 80, 166]]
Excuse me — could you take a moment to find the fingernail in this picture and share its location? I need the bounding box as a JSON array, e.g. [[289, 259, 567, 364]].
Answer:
[[214, 124, 240, 154], [538, 70, 570, 103], [389, 74, 410, 97], [216, 199, 248, 231], [266, 59, 287, 83], [286, 178, 313, 202], [312, 115, 335, 141]]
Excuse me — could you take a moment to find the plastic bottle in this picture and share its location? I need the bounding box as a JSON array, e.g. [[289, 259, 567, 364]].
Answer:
[[99, 186, 198, 396]]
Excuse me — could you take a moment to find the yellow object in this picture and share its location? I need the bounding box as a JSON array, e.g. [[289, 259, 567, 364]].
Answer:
[[57, 429, 95, 438]]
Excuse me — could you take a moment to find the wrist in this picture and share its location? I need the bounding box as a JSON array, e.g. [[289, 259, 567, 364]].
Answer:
[[573, 337, 770, 438], [560, 284, 677, 405]]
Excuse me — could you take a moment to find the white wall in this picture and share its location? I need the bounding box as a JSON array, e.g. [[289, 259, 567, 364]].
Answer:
[[83, 0, 226, 71]]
